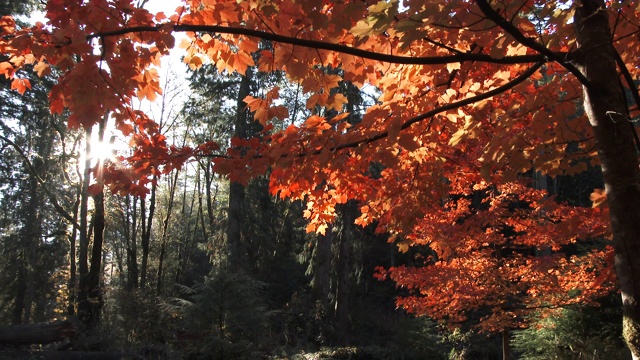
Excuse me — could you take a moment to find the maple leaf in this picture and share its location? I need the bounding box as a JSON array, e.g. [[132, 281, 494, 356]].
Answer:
[[11, 78, 31, 95], [33, 62, 51, 77], [590, 189, 607, 208]]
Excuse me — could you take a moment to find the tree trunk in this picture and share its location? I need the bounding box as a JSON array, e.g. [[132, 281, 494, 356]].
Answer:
[[127, 195, 139, 290], [140, 175, 156, 289], [83, 189, 104, 327], [227, 72, 252, 269], [312, 232, 332, 303], [77, 127, 92, 326], [68, 196, 79, 316], [502, 329, 511, 360], [574, 1, 640, 357], [334, 201, 356, 345], [78, 117, 107, 328]]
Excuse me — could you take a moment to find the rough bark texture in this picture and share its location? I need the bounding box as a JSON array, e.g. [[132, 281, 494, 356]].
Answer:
[[574, 1, 640, 357]]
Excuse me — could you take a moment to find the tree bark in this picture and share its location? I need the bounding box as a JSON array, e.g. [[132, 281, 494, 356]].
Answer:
[[127, 195, 139, 290], [78, 117, 107, 328], [77, 127, 92, 326], [334, 201, 357, 345], [312, 232, 332, 304], [140, 175, 156, 289], [574, 1, 640, 358], [502, 329, 511, 360], [226, 72, 252, 270]]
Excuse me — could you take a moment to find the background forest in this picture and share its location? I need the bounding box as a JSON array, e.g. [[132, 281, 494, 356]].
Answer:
[[0, 1, 634, 360]]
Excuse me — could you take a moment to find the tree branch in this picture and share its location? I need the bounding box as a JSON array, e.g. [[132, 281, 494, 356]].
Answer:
[[475, 0, 591, 87], [87, 24, 560, 66], [328, 62, 545, 153], [199, 62, 543, 160], [613, 48, 640, 153]]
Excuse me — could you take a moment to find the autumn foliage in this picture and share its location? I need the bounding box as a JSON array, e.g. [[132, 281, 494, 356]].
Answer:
[[1, 0, 637, 337]]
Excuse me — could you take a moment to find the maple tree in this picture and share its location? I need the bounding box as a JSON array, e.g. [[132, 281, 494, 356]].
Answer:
[[1, 0, 640, 355]]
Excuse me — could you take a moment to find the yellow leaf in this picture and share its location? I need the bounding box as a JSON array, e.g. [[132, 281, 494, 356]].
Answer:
[[317, 223, 328, 235], [351, 20, 374, 37], [447, 62, 461, 73], [33, 62, 51, 77], [397, 239, 411, 253], [449, 128, 466, 146], [590, 189, 607, 208]]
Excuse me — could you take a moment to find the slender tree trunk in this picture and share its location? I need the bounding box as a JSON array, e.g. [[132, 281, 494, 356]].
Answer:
[[312, 232, 332, 303], [140, 176, 156, 289], [334, 201, 356, 345], [85, 188, 105, 326], [68, 196, 79, 316], [502, 329, 511, 360], [78, 116, 108, 328], [227, 72, 252, 269], [13, 263, 26, 324], [77, 127, 92, 326], [204, 161, 217, 236], [574, 1, 640, 357], [127, 195, 139, 290]]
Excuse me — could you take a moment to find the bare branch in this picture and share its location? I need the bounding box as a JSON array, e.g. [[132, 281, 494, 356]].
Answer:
[[200, 62, 544, 159], [330, 62, 545, 152], [475, 0, 591, 86]]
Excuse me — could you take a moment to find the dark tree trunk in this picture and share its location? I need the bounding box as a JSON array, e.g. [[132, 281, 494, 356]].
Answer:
[[574, 1, 640, 357], [227, 72, 252, 269], [68, 195, 79, 316], [312, 232, 332, 304], [78, 117, 108, 328], [82, 189, 104, 327], [77, 128, 92, 326], [502, 329, 511, 360], [334, 201, 357, 345], [126, 195, 139, 290], [140, 175, 156, 289]]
